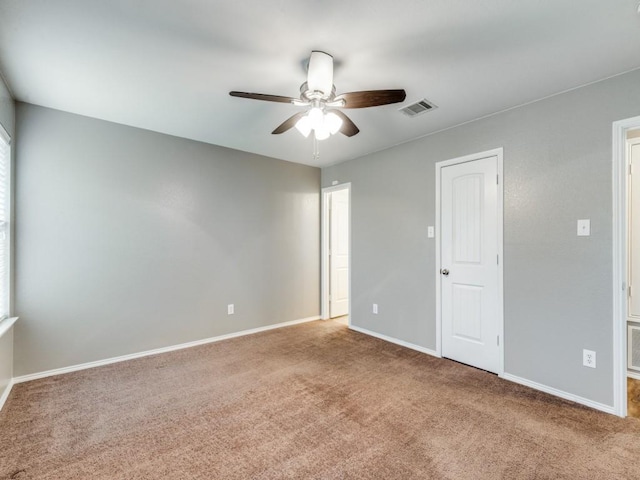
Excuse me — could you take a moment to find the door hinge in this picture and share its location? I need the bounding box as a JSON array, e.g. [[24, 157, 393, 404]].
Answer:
[[497, 335, 500, 346], [630, 164, 633, 175], [496, 174, 499, 185], [497, 254, 499, 265], [629, 285, 632, 297]]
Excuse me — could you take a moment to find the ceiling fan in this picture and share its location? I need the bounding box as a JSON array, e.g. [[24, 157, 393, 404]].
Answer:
[[229, 51, 406, 141]]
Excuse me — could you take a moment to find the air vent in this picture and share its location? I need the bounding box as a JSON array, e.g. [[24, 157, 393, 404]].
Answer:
[[629, 325, 640, 372], [399, 99, 437, 117]]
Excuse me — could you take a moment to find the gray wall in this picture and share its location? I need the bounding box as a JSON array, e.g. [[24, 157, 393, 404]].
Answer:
[[15, 103, 320, 376], [0, 74, 14, 399], [322, 68, 640, 407]]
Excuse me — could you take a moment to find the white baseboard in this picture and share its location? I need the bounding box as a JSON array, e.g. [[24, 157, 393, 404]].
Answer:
[[501, 373, 615, 415], [628, 371, 640, 381], [13, 316, 321, 384], [349, 324, 440, 358], [0, 379, 14, 412]]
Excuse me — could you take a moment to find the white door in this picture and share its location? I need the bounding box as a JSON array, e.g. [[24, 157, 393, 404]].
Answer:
[[628, 138, 640, 319], [330, 188, 349, 318], [440, 155, 501, 373]]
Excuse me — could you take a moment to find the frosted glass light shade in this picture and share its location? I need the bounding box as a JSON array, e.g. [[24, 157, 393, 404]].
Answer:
[[307, 51, 333, 96], [324, 112, 343, 135], [308, 107, 324, 130], [296, 107, 342, 141], [295, 115, 312, 137], [314, 125, 330, 141]]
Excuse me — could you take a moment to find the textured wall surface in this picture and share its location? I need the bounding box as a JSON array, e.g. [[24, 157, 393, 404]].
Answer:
[[322, 69, 640, 406], [14, 103, 320, 376]]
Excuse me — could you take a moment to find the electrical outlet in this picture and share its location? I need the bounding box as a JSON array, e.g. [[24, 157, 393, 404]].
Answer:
[[583, 349, 596, 368], [372, 303, 378, 314], [227, 304, 234, 315]]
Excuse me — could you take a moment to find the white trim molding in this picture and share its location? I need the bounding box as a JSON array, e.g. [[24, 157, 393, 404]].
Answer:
[[502, 373, 615, 415], [612, 115, 640, 417], [0, 316, 17, 412], [0, 378, 14, 412], [349, 324, 440, 358], [628, 371, 640, 381], [13, 316, 320, 384], [0, 316, 17, 340]]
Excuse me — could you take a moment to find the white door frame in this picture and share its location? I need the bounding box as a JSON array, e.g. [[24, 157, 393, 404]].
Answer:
[[612, 115, 640, 417], [435, 148, 505, 375], [321, 183, 351, 322]]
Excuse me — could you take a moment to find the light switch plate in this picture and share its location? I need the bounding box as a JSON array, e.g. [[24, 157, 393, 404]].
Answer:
[[427, 226, 434, 238], [577, 219, 590, 236]]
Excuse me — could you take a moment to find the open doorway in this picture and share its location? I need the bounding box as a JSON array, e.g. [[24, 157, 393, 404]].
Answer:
[[624, 127, 640, 418], [613, 115, 640, 418], [321, 183, 351, 324]]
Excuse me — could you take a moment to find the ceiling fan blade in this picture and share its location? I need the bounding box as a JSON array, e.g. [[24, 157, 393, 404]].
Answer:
[[329, 110, 360, 137], [307, 51, 334, 97], [272, 112, 307, 135], [229, 91, 297, 104], [335, 89, 406, 108]]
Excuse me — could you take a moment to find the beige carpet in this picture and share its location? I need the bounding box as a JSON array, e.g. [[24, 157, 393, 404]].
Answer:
[[629, 377, 640, 419], [1, 320, 639, 479]]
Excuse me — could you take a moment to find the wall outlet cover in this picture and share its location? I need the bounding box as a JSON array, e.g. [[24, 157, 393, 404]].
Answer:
[[583, 349, 596, 368], [227, 304, 234, 315]]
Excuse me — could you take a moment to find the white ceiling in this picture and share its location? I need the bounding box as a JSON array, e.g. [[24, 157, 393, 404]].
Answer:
[[1, 1, 640, 167]]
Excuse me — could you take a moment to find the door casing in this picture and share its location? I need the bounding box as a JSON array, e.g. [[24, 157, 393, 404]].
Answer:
[[435, 148, 504, 375], [321, 183, 351, 322], [612, 115, 640, 417]]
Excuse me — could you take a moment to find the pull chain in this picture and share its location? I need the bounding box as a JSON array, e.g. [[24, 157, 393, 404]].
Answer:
[[313, 135, 320, 161]]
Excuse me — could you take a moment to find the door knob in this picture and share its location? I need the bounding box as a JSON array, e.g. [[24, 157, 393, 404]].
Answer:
[[440, 268, 449, 276]]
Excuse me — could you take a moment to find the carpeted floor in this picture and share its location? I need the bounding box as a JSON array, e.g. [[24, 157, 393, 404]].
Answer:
[[1, 320, 640, 479], [629, 377, 640, 419]]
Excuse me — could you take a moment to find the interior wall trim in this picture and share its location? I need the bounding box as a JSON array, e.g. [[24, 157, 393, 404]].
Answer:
[[349, 324, 439, 358], [612, 115, 640, 417], [0, 316, 17, 340], [501, 373, 615, 415], [628, 371, 640, 381], [0, 378, 14, 412], [12, 316, 321, 385]]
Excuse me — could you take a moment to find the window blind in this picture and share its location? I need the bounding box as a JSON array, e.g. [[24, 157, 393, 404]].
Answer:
[[0, 127, 10, 320]]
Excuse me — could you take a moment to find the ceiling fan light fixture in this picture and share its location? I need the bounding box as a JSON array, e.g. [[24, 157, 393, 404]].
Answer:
[[308, 107, 324, 130], [307, 51, 333, 97], [295, 115, 312, 137], [230, 50, 406, 147], [324, 112, 343, 135], [314, 125, 331, 141]]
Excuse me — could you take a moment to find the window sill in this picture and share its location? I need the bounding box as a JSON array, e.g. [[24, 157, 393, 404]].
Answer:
[[0, 317, 17, 340]]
